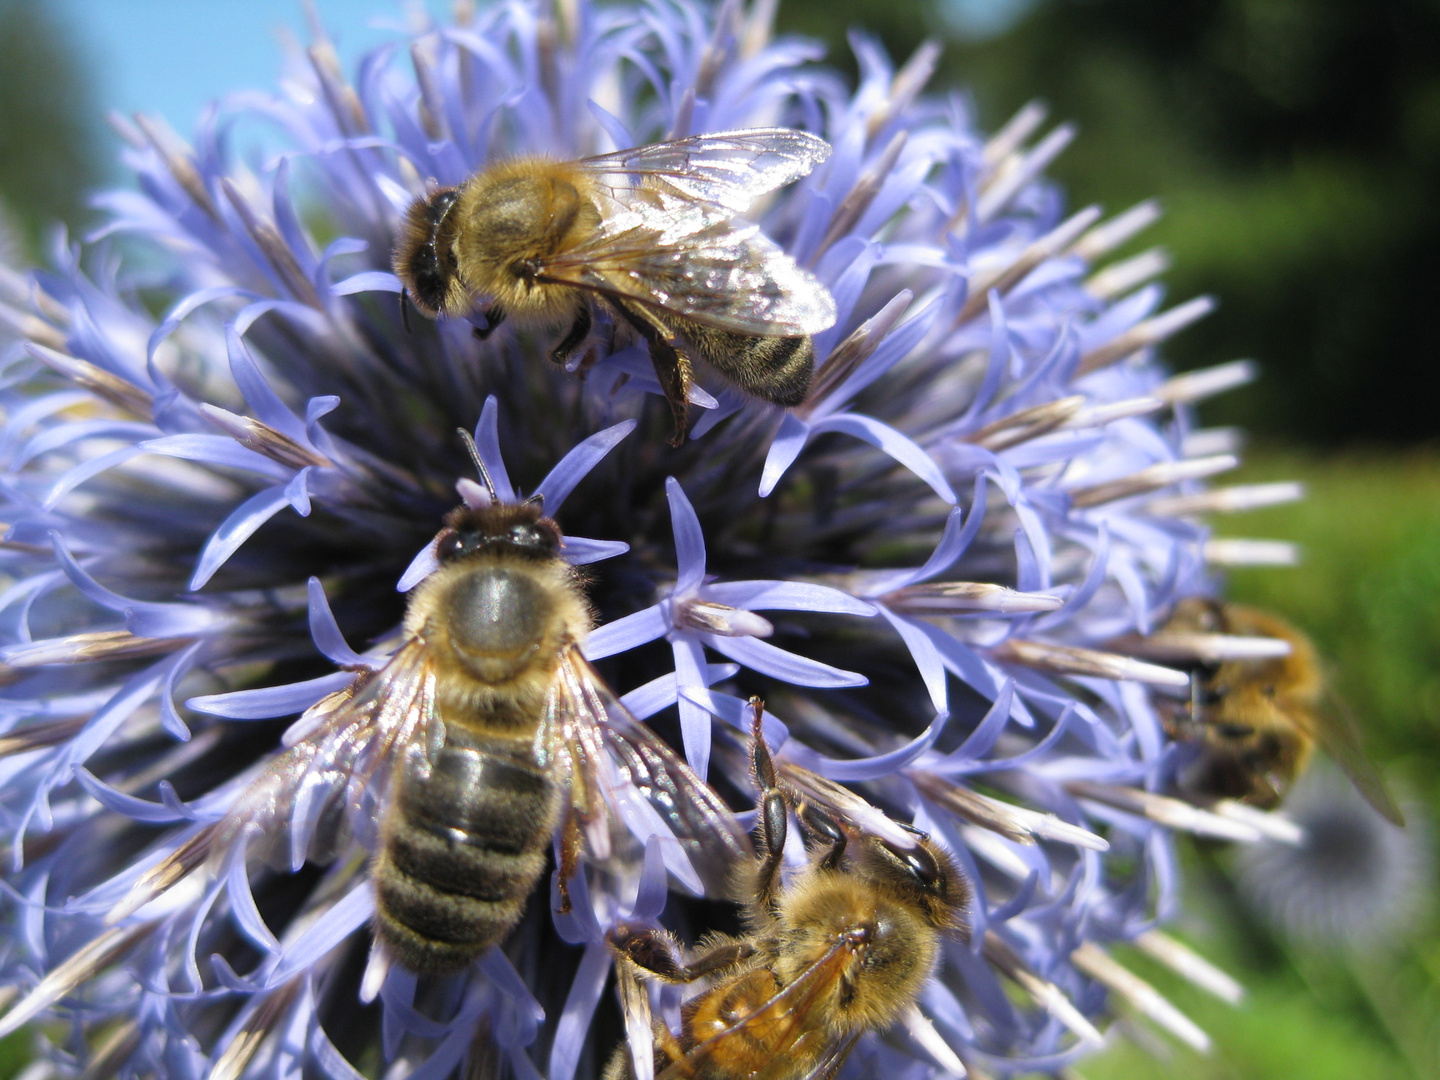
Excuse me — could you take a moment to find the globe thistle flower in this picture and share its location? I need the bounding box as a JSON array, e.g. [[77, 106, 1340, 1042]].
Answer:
[[1236, 765, 1430, 950], [0, 1, 1302, 1076]]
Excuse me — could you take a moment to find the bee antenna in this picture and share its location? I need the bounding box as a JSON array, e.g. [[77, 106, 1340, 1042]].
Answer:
[[399, 290, 413, 334], [456, 427, 499, 501]]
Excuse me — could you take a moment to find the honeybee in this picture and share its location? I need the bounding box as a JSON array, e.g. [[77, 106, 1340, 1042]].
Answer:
[[123, 445, 749, 974], [606, 703, 970, 1080], [1159, 598, 1403, 826], [393, 129, 837, 446]]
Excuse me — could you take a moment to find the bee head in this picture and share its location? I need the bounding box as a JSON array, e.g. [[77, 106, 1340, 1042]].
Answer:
[[436, 502, 562, 562], [394, 188, 461, 318], [861, 829, 970, 935]]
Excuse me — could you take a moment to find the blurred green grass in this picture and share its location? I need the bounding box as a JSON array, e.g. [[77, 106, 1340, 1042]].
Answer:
[[1083, 444, 1440, 1080]]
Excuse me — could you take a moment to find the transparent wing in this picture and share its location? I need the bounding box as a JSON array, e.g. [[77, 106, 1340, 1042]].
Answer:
[[538, 129, 837, 336], [654, 938, 864, 1080], [613, 953, 658, 1080], [577, 129, 832, 215], [1306, 694, 1405, 826], [549, 648, 752, 895], [212, 639, 438, 867], [776, 758, 921, 852], [537, 222, 836, 336]]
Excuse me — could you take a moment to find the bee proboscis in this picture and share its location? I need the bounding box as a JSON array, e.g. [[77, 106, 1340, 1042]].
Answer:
[[605, 702, 970, 1080], [1160, 598, 1403, 826], [141, 448, 749, 974], [393, 129, 838, 445]]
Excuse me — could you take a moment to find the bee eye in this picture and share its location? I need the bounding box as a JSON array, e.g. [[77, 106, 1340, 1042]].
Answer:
[[898, 843, 943, 890], [436, 529, 466, 561]]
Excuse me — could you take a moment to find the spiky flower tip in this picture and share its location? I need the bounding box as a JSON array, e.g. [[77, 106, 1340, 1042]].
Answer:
[[0, 1, 1299, 1076]]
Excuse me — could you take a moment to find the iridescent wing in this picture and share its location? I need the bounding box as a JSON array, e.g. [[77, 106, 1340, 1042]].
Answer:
[[206, 640, 437, 869], [535, 130, 837, 337], [577, 129, 832, 217], [539, 222, 836, 336], [654, 936, 864, 1080], [548, 648, 752, 896], [1304, 694, 1405, 826]]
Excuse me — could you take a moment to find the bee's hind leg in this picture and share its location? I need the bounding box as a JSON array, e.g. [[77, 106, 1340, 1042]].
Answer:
[[613, 302, 692, 446], [556, 801, 583, 915]]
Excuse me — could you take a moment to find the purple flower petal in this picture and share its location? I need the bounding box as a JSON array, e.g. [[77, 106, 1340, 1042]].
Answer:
[[190, 479, 304, 590], [224, 326, 311, 446], [758, 413, 811, 497], [330, 270, 403, 296], [583, 605, 669, 660], [878, 606, 949, 712], [560, 536, 630, 565], [187, 672, 355, 719], [704, 633, 868, 688], [397, 542, 439, 592], [139, 434, 294, 481], [618, 663, 740, 720], [665, 477, 707, 593], [811, 413, 956, 503], [547, 943, 612, 1080], [264, 880, 373, 988], [783, 707, 948, 781], [702, 580, 875, 616], [672, 636, 714, 778], [307, 577, 364, 667], [536, 419, 637, 510], [472, 397, 516, 503]]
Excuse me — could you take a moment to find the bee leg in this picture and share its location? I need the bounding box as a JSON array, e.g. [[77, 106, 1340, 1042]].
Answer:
[[613, 302, 693, 446], [472, 304, 506, 341], [556, 800, 584, 915], [796, 804, 847, 872], [550, 303, 592, 365], [607, 925, 755, 983], [749, 702, 790, 908], [650, 342, 694, 448]]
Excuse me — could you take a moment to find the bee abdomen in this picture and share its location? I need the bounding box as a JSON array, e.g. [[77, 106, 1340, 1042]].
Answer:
[[374, 735, 560, 973], [672, 321, 815, 407]]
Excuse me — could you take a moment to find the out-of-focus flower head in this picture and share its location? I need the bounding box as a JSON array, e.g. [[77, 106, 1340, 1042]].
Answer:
[[1236, 764, 1430, 950], [0, 1, 1301, 1076]]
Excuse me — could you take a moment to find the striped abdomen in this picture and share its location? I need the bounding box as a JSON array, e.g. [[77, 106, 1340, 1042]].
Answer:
[[374, 723, 561, 973]]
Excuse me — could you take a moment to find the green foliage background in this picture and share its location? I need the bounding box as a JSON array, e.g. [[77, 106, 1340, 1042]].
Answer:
[[1, 0, 1437, 1076]]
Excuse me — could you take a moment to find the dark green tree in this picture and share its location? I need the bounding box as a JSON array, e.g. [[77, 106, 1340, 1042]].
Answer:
[[0, 0, 104, 259], [780, 0, 1440, 444]]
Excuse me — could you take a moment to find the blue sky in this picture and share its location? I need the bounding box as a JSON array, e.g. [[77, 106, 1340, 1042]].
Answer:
[[52, 0, 1030, 147], [53, 0, 451, 139]]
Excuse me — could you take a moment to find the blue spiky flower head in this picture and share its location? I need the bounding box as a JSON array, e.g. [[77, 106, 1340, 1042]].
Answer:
[[0, 1, 1293, 1076]]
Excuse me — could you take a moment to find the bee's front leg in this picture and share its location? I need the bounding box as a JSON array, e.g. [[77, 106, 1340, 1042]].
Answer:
[[606, 925, 754, 984], [472, 303, 507, 340], [551, 303, 592, 365]]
